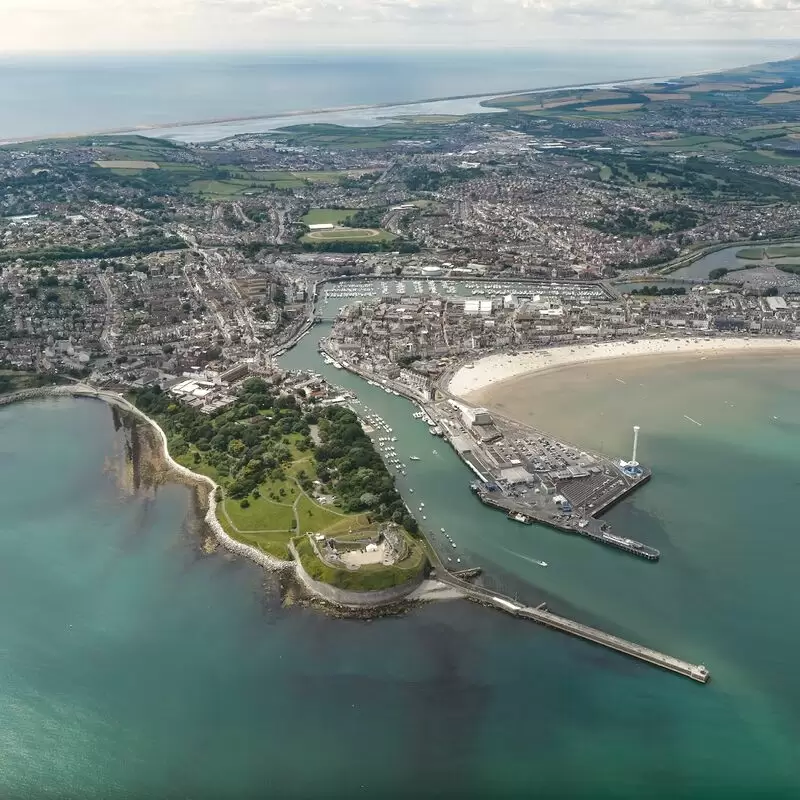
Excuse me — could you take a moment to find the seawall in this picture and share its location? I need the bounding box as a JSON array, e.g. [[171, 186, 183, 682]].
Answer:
[[0, 385, 292, 574], [2, 385, 432, 608]]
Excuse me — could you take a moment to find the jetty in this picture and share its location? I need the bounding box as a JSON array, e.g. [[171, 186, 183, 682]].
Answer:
[[425, 547, 709, 684]]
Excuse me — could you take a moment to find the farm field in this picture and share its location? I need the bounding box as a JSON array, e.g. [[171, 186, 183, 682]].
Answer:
[[737, 245, 800, 260], [95, 160, 160, 170]]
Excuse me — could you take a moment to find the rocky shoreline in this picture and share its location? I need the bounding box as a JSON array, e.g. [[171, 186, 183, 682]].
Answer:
[[0, 384, 444, 614]]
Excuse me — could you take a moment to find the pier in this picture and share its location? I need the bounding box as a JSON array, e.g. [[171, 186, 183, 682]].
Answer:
[[425, 548, 709, 684], [502, 598, 709, 683]]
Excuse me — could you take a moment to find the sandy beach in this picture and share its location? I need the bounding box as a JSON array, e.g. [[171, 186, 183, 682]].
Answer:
[[448, 337, 800, 398]]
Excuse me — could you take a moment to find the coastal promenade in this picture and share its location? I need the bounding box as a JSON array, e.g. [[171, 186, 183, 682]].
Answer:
[[0, 385, 292, 574]]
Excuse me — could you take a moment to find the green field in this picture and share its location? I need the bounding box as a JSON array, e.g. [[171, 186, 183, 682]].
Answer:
[[301, 208, 358, 225], [223, 496, 295, 533], [269, 122, 459, 150], [733, 150, 800, 165], [187, 176, 300, 198]]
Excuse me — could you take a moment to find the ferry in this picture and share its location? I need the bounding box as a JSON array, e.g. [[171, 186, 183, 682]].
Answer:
[[508, 511, 534, 525]]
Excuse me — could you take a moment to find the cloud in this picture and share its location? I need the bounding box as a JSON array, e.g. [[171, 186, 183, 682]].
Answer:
[[1, 0, 798, 50]]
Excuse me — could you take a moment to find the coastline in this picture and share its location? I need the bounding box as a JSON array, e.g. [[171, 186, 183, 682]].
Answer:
[[0, 385, 449, 608], [448, 337, 800, 398], [0, 385, 292, 572], [0, 57, 774, 146]]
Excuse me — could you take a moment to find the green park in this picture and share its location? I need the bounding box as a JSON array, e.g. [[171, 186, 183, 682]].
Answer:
[[131, 379, 426, 590]]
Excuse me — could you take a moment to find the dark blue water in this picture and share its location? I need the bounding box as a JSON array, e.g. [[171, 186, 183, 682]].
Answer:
[[1, 43, 797, 141]]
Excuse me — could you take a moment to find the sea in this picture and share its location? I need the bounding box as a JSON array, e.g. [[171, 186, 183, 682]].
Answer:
[[1, 42, 799, 142], [3, 325, 800, 797], [3, 45, 800, 797]]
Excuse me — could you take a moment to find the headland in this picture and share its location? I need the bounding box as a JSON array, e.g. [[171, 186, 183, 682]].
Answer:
[[0, 384, 437, 611]]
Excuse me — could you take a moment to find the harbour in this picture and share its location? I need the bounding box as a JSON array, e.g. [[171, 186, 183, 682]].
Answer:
[[279, 284, 712, 682]]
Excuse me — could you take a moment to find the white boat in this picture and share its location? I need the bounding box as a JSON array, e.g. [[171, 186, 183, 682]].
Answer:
[[451, 543, 456, 549], [409, 456, 420, 461], [409, 488, 414, 493], [534, 560, 548, 568], [440, 527, 445, 533]]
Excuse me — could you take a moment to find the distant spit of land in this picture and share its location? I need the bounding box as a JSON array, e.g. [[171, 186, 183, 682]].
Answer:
[[0, 60, 772, 146]]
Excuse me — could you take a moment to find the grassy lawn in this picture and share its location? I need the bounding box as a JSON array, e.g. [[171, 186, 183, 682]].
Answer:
[[223, 495, 295, 532], [234, 531, 294, 560], [295, 493, 349, 534], [319, 515, 377, 537], [301, 208, 358, 225]]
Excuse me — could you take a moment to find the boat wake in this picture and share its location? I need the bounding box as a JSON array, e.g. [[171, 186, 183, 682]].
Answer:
[[501, 546, 548, 568]]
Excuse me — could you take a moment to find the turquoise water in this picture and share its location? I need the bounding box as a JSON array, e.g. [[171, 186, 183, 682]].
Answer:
[[1, 43, 797, 141], [2, 345, 800, 795]]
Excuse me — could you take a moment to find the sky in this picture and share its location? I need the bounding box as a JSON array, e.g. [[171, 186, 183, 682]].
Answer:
[[1, 0, 799, 52]]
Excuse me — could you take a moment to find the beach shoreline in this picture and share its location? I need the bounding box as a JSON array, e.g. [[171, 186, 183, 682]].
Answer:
[[448, 338, 800, 399]]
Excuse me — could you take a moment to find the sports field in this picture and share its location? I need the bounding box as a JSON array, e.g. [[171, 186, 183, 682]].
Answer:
[[303, 227, 395, 243]]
